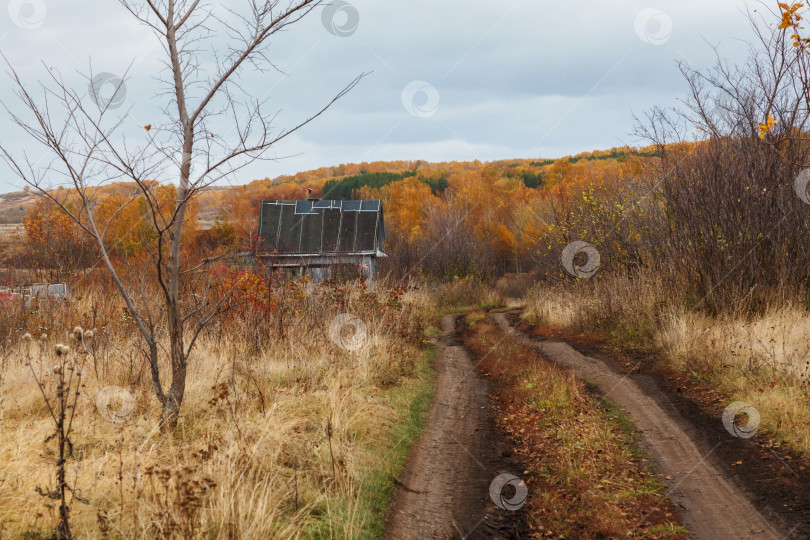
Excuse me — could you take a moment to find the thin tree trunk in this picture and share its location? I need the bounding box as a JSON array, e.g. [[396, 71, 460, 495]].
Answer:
[[162, 312, 186, 428]]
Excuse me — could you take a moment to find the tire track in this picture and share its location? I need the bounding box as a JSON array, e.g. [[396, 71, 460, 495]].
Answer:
[[491, 311, 785, 540], [385, 314, 525, 539]]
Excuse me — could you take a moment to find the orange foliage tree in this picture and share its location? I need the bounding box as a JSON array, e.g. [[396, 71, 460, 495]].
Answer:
[[19, 199, 96, 282]]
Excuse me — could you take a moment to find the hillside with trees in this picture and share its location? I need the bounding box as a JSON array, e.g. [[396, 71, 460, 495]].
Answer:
[[0, 146, 656, 283]]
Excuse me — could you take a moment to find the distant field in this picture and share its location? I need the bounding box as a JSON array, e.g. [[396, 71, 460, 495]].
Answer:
[[0, 190, 38, 224], [0, 223, 23, 246]]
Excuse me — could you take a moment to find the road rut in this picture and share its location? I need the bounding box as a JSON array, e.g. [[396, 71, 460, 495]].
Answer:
[[491, 311, 784, 540], [385, 314, 524, 539]]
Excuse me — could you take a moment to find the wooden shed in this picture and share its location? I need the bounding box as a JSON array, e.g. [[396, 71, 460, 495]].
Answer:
[[256, 199, 386, 282]]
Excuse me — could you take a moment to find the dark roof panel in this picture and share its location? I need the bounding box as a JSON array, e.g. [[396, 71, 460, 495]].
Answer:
[[295, 200, 314, 214], [258, 199, 385, 255], [259, 202, 283, 247], [322, 209, 341, 252], [356, 211, 378, 251], [361, 200, 380, 212], [342, 200, 362, 212], [339, 210, 358, 253], [300, 212, 323, 253], [277, 204, 300, 253]]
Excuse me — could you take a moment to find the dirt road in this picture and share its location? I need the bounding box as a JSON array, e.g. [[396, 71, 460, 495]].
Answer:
[[491, 312, 785, 540], [385, 314, 526, 539]]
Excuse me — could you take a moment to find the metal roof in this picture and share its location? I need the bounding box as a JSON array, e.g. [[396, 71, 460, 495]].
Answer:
[[258, 200, 385, 255]]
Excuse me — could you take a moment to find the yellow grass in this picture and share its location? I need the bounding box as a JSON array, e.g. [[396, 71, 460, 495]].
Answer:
[[0, 283, 437, 538], [522, 275, 810, 456], [654, 308, 810, 453]]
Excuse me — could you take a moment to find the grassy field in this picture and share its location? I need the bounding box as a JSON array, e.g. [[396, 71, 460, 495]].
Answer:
[[2, 269, 806, 538], [0, 224, 23, 250], [0, 281, 437, 538], [521, 273, 810, 458]]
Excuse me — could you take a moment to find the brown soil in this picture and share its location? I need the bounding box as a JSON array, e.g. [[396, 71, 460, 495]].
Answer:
[[387, 310, 808, 538], [492, 311, 803, 539], [385, 314, 528, 539]]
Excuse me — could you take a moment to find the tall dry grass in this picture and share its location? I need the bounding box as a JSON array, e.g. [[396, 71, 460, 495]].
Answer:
[[522, 272, 810, 456], [435, 275, 504, 311], [0, 277, 436, 538]]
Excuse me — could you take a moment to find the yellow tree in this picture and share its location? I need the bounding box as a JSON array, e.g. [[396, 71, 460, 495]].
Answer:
[[94, 192, 144, 255], [382, 177, 442, 242], [23, 199, 96, 281]]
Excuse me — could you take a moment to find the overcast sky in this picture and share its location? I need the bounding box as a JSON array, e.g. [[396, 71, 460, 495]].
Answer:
[[0, 0, 764, 193]]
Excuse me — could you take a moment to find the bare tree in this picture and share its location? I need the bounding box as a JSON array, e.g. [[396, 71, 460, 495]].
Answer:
[[632, 6, 810, 311], [0, 0, 364, 427]]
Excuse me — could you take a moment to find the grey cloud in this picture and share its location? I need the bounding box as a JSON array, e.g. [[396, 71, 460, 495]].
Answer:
[[0, 0, 760, 191]]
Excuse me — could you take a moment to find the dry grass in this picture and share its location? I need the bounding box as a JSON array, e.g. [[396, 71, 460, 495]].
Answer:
[[435, 276, 504, 312], [522, 273, 810, 457], [0, 224, 23, 254], [0, 281, 437, 538], [654, 308, 810, 454]]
